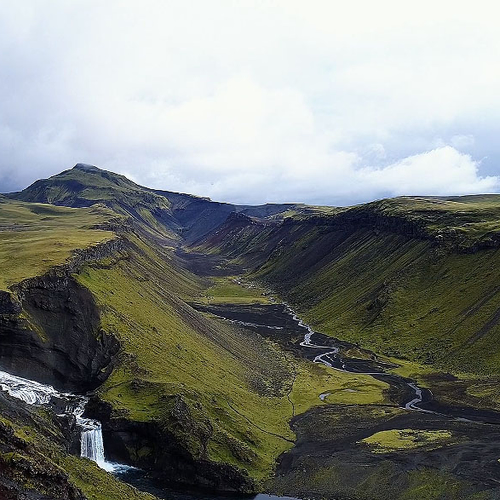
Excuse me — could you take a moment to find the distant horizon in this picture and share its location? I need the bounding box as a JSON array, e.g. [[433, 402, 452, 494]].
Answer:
[[3, 162, 500, 209]]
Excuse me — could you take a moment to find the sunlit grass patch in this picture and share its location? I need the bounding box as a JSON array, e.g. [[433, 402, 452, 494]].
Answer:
[[200, 276, 272, 305], [291, 361, 390, 413], [360, 429, 454, 453], [0, 199, 114, 290]]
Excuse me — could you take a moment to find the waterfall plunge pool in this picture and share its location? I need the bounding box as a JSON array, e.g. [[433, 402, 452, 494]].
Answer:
[[0, 369, 299, 500], [0, 368, 125, 472]]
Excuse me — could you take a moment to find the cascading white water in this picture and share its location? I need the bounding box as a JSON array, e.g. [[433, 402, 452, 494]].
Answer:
[[81, 426, 105, 462], [80, 422, 115, 471], [0, 368, 115, 471], [0, 370, 59, 404]]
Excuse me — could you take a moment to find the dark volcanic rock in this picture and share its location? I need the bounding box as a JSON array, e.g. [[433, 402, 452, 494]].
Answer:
[[87, 397, 256, 494], [0, 291, 21, 315], [0, 277, 119, 393], [0, 239, 123, 392], [0, 273, 119, 392]]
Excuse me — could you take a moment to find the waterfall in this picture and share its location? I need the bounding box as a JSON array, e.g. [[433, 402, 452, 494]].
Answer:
[[81, 426, 105, 462], [80, 422, 115, 471], [0, 369, 115, 471]]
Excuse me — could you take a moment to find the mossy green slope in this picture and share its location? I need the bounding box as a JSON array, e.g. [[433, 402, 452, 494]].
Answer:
[[77, 233, 295, 482], [0, 198, 114, 290], [259, 227, 500, 376], [76, 233, 389, 485], [200, 195, 500, 380]]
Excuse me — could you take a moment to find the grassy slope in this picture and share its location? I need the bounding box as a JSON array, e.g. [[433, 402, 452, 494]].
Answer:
[[369, 195, 500, 245], [264, 229, 500, 376], [195, 195, 500, 414], [76, 234, 389, 483], [0, 198, 114, 291], [242, 197, 500, 376]]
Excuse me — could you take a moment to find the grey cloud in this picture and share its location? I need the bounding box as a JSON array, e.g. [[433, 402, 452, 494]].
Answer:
[[0, 1, 499, 203]]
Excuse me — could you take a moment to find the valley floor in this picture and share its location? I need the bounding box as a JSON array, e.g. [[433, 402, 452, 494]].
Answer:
[[187, 254, 500, 499]]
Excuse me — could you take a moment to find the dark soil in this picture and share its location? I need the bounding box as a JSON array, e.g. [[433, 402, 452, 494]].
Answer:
[[194, 302, 500, 499]]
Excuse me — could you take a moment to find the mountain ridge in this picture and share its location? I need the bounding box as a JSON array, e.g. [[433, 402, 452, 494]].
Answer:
[[8, 164, 304, 243], [3, 164, 500, 499]]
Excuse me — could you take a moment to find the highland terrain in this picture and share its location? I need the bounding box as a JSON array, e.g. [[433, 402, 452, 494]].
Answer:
[[1, 164, 500, 499]]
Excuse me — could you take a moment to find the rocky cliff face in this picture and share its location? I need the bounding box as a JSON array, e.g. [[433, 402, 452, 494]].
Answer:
[[0, 274, 119, 392], [86, 396, 255, 493], [0, 240, 124, 392]]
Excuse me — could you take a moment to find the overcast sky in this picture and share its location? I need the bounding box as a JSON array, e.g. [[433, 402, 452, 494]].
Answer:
[[1, 1, 499, 205]]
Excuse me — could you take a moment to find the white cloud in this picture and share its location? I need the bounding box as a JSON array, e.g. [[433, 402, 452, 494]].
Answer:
[[357, 147, 498, 199], [450, 135, 475, 150], [0, 0, 499, 204]]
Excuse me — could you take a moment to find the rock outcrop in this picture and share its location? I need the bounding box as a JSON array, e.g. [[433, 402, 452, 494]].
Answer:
[[86, 397, 256, 494], [0, 240, 124, 392]]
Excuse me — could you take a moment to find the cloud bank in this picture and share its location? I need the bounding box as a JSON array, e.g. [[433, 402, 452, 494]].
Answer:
[[0, 0, 499, 204]]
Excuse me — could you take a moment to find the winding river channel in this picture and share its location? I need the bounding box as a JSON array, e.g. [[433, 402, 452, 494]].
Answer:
[[199, 302, 432, 411], [3, 298, 500, 499], [195, 300, 500, 425]]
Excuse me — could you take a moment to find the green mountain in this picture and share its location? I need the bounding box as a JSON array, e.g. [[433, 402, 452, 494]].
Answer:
[[10, 163, 299, 243], [200, 195, 500, 373], [2, 165, 500, 499]]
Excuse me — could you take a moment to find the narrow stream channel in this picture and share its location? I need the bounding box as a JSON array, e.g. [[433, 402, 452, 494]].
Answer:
[[204, 300, 431, 411], [284, 303, 430, 412], [196, 300, 500, 426], [3, 299, 500, 499]]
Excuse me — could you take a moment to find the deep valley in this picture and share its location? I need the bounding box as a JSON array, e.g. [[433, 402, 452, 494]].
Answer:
[[2, 164, 500, 499]]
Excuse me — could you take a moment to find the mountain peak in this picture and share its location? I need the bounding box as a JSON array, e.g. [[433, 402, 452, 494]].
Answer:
[[73, 163, 101, 172]]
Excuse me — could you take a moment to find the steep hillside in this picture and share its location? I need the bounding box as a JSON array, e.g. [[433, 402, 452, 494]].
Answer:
[[4, 166, 500, 499], [199, 195, 500, 378], [155, 188, 299, 243]]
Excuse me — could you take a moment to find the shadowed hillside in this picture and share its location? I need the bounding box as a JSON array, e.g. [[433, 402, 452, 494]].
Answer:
[[3, 165, 500, 499]]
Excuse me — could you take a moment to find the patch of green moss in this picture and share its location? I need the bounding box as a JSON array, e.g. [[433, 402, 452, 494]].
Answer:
[[0, 199, 114, 290], [360, 429, 454, 453], [400, 468, 491, 500], [200, 276, 271, 305], [291, 361, 389, 413]]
